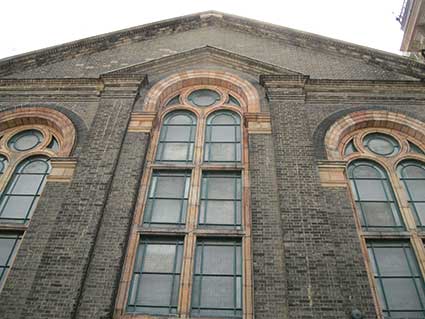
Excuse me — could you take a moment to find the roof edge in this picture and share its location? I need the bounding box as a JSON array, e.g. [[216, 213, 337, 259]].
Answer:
[[0, 10, 424, 79]]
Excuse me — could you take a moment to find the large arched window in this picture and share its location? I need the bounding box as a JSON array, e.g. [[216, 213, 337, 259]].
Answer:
[[155, 111, 196, 163], [117, 82, 252, 319], [333, 122, 425, 318], [204, 111, 241, 163], [0, 125, 63, 290], [348, 160, 404, 231]]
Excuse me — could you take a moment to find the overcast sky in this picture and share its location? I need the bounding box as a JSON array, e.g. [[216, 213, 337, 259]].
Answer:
[[0, 0, 405, 60]]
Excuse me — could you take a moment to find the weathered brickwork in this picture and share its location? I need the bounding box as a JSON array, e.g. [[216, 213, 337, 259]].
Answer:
[[0, 11, 425, 319], [248, 133, 288, 319]]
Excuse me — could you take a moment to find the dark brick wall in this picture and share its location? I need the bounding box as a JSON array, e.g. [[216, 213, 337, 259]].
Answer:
[[268, 98, 376, 319], [74, 132, 149, 319], [0, 82, 141, 318], [0, 181, 71, 318], [249, 133, 288, 319]]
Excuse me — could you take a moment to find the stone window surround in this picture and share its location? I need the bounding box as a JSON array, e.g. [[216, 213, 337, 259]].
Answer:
[[115, 71, 257, 319], [0, 106, 77, 291], [323, 110, 425, 318]]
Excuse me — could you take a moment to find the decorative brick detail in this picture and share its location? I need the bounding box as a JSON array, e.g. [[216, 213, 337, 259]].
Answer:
[[317, 160, 347, 187], [48, 157, 77, 183], [143, 70, 260, 113], [245, 113, 272, 134], [128, 112, 156, 132], [0, 107, 76, 156], [325, 110, 425, 160]]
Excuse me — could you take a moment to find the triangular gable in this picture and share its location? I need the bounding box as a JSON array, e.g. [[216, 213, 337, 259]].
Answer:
[[103, 46, 303, 77], [0, 11, 424, 79]]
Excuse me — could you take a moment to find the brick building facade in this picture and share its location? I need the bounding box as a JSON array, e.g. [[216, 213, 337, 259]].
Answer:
[[0, 11, 425, 319]]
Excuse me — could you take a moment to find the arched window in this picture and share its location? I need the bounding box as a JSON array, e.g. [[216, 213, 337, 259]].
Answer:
[[0, 122, 68, 291], [204, 111, 241, 163], [119, 81, 251, 319], [155, 111, 196, 163], [327, 114, 425, 319], [348, 160, 404, 231], [0, 156, 50, 224], [398, 161, 425, 228]]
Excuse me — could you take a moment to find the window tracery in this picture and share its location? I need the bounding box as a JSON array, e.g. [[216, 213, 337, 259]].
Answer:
[[0, 113, 73, 291], [341, 126, 425, 318], [117, 78, 252, 319]]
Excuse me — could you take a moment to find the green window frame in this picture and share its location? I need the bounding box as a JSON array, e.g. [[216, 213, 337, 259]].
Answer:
[[398, 161, 425, 228], [0, 156, 50, 224], [155, 111, 197, 163], [204, 111, 241, 163], [367, 241, 425, 318], [348, 160, 404, 231], [0, 232, 22, 289], [127, 237, 184, 315], [199, 171, 242, 229], [191, 239, 242, 318], [143, 170, 191, 227]]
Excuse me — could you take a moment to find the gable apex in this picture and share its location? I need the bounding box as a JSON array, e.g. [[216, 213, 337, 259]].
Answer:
[[0, 11, 424, 79]]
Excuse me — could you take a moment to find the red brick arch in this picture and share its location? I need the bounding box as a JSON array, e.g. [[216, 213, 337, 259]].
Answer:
[[0, 107, 76, 156], [325, 110, 425, 160]]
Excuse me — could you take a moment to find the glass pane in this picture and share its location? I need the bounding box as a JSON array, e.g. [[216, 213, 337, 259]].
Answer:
[[228, 95, 241, 107], [9, 175, 44, 194], [356, 180, 388, 200], [166, 95, 180, 107], [188, 89, 220, 107], [0, 156, 7, 174], [403, 165, 425, 178], [143, 244, 177, 273], [202, 245, 235, 274], [207, 144, 237, 162], [166, 114, 193, 125], [374, 248, 414, 276], [409, 142, 425, 155], [382, 278, 424, 310], [200, 201, 239, 225], [352, 165, 382, 178], [163, 126, 192, 142], [361, 202, 401, 228], [405, 180, 425, 200], [135, 274, 173, 306], [155, 176, 186, 198], [412, 203, 425, 226], [199, 276, 235, 308], [161, 143, 192, 161], [0, 237, 17, 265], [205, 177, 238, 199], [148, 199, 186, 225], [364, 133, 399, 156], [211, 114, 238, 125], [8, 130, 43, 152], [211, 126, 237, 142], [344, 140, 357, 156], [21, 160, 49, 174], [0, 196, 35, 221], [47, 136, 59, 152]]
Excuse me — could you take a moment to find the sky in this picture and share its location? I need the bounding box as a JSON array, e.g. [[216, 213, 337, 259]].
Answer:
[[0, 0, 405, 60]]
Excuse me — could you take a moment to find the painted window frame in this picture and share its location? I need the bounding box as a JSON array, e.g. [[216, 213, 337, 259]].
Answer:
[[342, 127, 425, 318], [0, 124, 62, 291], [116, 84, 253, 319]]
